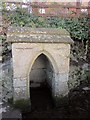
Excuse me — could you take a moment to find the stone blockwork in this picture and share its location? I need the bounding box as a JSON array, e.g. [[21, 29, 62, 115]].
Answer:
[[12, 43, 71, 100], [6, 27, 73, 104]]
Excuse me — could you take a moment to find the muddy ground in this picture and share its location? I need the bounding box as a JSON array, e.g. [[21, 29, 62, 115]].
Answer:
[[22, 84, 90, 119]]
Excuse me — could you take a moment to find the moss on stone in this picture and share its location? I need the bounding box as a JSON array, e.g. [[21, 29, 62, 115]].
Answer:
[[53, 95, 69, 108], [13, 99, 31, 112]]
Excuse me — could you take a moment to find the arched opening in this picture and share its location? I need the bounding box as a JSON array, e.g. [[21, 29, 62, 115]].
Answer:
[[29, 53, 55, 111]]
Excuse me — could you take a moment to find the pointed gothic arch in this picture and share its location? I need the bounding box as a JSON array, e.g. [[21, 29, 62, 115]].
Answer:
[[27, 50, 59, 99], [28, 50, 59, 76], [8, 27, 73, 106]]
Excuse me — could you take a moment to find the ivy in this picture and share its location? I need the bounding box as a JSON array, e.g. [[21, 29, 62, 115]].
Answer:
[[64, 17, 89, 41], [2, 7, 90, 43]]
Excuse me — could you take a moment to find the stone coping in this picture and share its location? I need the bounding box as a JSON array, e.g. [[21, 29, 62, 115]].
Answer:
[[6, 26, 73, 44]]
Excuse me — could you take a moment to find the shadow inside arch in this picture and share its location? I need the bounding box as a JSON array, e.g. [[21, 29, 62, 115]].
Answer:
[[28, 51, 59, 111], [29, 50, 59, 75]]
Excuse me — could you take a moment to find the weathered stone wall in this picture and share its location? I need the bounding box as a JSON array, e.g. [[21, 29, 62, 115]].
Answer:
[[46, 59, 54, 89], [12, 43, 70, 101], [2, 41, 89, 102]]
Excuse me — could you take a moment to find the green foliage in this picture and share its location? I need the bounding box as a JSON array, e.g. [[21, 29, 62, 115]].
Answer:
[[2, 7, 90, 43], [64, 17, 89, 41]]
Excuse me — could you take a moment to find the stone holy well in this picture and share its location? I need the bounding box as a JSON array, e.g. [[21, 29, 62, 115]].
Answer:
[[7, 26, 73, 106]]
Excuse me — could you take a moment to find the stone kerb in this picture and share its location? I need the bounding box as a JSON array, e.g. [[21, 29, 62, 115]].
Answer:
[[7, 27, 73, 107]]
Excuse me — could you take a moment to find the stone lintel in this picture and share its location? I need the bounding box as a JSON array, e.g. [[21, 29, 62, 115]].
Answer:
[[7, 26, 73, 44]]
